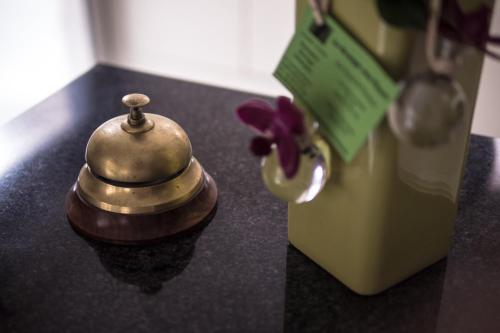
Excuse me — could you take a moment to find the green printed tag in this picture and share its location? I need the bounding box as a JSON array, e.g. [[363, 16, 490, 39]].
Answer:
[[274, 9, 398, 162]]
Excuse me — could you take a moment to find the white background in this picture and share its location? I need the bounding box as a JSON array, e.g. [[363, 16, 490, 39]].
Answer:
[[0, 0, 95, 124], [1, 0, 500, 137]]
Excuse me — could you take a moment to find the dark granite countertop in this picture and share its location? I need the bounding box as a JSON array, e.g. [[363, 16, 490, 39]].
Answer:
[[1, 65, 499, 333]]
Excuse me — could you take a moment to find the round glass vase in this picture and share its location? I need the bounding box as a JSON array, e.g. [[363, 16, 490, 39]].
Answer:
[[260, 127, 331, 204]]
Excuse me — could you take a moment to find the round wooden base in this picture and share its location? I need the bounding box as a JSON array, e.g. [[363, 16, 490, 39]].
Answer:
[[65, 174, 217, 245]]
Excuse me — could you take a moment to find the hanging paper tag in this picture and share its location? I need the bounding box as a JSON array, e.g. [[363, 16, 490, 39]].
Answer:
[[274, 9, 399, 162]]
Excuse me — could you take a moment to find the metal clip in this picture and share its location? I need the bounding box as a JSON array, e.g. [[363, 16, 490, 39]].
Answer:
[[308, 0, 330, 26], [426, 0, 456, 76]]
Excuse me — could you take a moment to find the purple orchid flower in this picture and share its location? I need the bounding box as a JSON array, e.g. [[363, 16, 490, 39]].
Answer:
[[440, 0, 500, 59], [236, 96, 305, 179]]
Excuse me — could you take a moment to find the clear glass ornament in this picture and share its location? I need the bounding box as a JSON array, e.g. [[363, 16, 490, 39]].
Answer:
[[388, 71, 466, 147], [388, 38, 467, 148], [260, 134, 331, 204]]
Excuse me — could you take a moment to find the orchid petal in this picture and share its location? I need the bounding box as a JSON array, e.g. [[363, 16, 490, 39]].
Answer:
[[276, 134, 300, 179], [250, 136, 273, 156], [236, 99, 275, 133], [461, 5, 491, 48], [440, 0, 493, 51], [487, 35, 500, 44], [484, 49, 500, 60], [276, 96, 305, 135], [272, 121, 300, 179]]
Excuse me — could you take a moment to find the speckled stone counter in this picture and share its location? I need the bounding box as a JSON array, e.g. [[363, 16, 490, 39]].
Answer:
[[1, 65, 499, 333]]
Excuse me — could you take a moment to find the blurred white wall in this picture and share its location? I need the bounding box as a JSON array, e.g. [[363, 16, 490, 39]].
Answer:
[[2, 0, 500, 137], [88, 0, 293, 96], [89, 0, 500, 137], [471, 0, 500, 137], [0, 0, 95, 126]]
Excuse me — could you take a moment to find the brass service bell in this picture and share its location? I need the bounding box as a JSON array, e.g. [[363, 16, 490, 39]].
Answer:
[[65, 93, 218, 244]]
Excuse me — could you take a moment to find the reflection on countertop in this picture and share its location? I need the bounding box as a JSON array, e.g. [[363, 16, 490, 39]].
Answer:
[[85, 225, 207, 294], [284, 244, 447, 332]]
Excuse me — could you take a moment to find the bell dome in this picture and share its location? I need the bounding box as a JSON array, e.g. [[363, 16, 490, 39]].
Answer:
[[85, 93, 192, 184]]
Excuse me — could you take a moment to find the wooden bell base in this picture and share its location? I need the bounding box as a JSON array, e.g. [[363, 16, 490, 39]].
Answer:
[[65, 174, 217, 245]]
